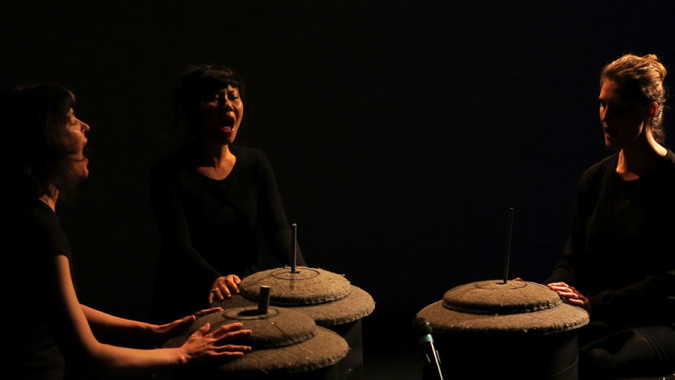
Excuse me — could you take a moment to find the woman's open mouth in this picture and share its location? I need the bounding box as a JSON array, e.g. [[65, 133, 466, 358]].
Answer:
[[220, 117, 235, 132]]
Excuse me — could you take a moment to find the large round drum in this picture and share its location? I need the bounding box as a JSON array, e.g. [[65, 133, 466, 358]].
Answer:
[[164, 305, 349, 380], [238, 267, 375, 326], [417, 280, 589, 380]]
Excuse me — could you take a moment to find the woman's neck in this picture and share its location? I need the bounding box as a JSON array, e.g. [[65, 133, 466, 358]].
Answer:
[[196, 141, 237, 180], [617, 127, 667, 180], [200, 141, 233, 163], [39, 185, 59, 211]]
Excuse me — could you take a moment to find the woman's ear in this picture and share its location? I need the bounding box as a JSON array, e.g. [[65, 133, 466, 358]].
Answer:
[[648, 102, 659, 118]]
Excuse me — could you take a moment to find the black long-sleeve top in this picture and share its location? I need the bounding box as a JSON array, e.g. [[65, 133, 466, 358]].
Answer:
[[149, 144, 304, 320], [14, 200, 73, 379], [546, 150, 675, 326]]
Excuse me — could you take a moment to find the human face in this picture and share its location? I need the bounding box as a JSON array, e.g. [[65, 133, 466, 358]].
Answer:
[[64, 108, 90, 180], [598, 79, 650, 150], [197, 85, 244, 145]]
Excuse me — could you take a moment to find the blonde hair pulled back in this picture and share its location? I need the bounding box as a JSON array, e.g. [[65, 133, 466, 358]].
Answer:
[[601, 53, 668, 143]]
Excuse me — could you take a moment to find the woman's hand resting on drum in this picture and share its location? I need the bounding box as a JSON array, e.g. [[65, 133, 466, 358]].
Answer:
[[209, 275, 242, 303], [513, 278, 590, 313], [547, 282, 590, 312]]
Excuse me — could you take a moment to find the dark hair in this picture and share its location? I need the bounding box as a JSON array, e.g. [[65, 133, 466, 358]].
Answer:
[[176, 65, 246, 133], [601, 54, 669, 143], [5, 83, 80, 200]]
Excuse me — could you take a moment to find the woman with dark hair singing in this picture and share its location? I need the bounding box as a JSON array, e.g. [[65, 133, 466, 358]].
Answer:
[[149, 65, 305, 323]]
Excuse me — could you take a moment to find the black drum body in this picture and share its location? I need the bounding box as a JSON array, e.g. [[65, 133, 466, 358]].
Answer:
[[433, 329, 580, 380]]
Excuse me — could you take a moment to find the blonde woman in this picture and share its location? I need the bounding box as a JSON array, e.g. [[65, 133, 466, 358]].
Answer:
[[546, 54, 675, 378]]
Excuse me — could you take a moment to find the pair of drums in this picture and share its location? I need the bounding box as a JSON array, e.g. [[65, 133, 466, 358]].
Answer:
[[164, 266, 375, 379]]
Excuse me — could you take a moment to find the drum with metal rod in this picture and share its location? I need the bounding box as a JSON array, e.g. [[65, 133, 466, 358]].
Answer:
[[417, 279, 589, 380], [164, 285, 350, 380]]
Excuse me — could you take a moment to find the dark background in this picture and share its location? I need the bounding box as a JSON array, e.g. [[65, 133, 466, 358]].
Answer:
[[4, 1, 675, 378]]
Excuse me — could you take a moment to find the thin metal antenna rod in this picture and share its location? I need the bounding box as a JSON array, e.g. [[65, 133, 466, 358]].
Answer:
[[503, 207, 515, 284], [291, 223, 298, 273]]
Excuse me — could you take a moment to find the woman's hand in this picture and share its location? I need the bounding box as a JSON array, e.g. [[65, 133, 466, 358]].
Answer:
[[181, 322, 252, 363], [209, 275, 241, 303], [154, 307, 224, 340], [547, 282, 590, 312]]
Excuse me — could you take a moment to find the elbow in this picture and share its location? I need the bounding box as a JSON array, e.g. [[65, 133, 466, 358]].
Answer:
[[63, 341, 109, 378]]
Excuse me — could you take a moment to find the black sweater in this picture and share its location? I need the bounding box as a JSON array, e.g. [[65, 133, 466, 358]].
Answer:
[[149, 144, 304, 320], [14, 200, 72, 379], [546, 150, 675, 326]]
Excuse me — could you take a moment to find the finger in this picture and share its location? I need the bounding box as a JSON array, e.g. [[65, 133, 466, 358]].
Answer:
[[212, 328, 252, 342], [215, 322, 244, 331], [225, 277, 240, 294], [220, 285, 232, 298], [210, 323, 247, 337], [547, 282, 569, 287], [195, 307, 223, 318], [175, 314, 195, 325], [170, 315, 196, 330], [168, 316, 195, 333], [548, 284, 571, 291], [211, 286, 225, 301], [192, 323, 211, 338], [556, 290, 577, 298], [566, 298, 586, 306], [213, 350, 247, 358], [214, 344, 252, 354], [213, 281, 232, 299], [549, 287, 571, 294]]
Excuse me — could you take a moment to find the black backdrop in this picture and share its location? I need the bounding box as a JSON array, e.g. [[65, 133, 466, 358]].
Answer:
[[4, 1, 675, 377]]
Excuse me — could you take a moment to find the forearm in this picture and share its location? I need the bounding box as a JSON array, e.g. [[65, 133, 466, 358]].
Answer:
[[84, 342, 187, 376], [54, 258, 190, 373], [82, 305, 158, 345]]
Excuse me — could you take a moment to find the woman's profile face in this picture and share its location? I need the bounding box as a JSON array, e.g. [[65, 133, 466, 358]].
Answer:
[[598, 79, 650, 150], [197, 85, 244, 145], [64, 108, 91, 180]]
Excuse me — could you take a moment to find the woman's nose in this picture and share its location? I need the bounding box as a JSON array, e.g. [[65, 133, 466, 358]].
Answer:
[[222, 100, 234, 111], [79, 118, 91, 132]]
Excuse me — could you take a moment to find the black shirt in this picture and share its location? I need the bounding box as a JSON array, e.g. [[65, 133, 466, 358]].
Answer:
[[547, 150, 675, 325], [149, 144, 303, 321], [14, 200, 73, 379]]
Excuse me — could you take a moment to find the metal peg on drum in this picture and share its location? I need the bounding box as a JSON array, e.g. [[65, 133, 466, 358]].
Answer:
[[291, 223, 298, 273], [258, 286, 271, 315], [503, 207, 515, 284]]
